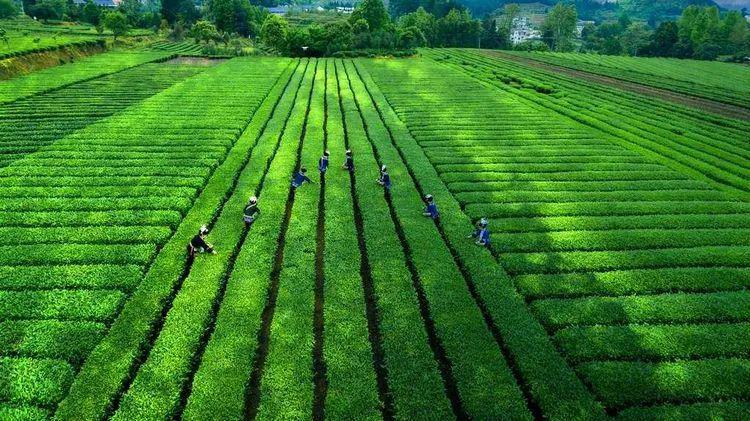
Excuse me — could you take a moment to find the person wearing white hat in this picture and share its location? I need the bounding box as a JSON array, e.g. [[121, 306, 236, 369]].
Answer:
[[188, 225, 216, 261], [342, 150, 354, 173], [377, 164, 391, 191], [422, 194, 439, 221], [469, 218, 490, 247], [244, 196, 260, 228]]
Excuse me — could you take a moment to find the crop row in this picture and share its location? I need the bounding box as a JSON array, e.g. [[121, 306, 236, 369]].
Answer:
[[506, 51, 750, 109], [0, 289, 125, 322], [149, 41, 204, 55], [516, 267, 750, 299], [467, 51, 750, 141], [532, 290, 750, 330], [556, 322, 750, 363], [0, 51, 172, 104]]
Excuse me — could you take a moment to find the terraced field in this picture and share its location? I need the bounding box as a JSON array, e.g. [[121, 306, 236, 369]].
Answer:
[[0, 29, 99, 59], [505, 50, 750, 109], [2, 52, 750, 420], [148, 41, 205, 55]]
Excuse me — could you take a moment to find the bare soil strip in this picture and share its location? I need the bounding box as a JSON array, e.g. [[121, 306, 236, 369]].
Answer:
[[483, 50, 750, 122]]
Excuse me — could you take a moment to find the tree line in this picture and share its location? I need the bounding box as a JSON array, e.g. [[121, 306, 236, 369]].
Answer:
[[3, 0, 747, 60], [578, 6, 749, 60]]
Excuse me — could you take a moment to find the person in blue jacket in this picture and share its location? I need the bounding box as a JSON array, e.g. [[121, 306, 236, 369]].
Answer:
[[342, 149, 354, 173], [469, 218, 490, 246], [422, 194, 439, 221], [291, 167, 313, 189], [318, 150, 330, 174], [477, 224, 490, 247], [377, 165, 391, 191]]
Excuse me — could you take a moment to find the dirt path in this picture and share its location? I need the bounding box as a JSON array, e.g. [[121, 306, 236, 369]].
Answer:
[[483, 50, 750, 122]]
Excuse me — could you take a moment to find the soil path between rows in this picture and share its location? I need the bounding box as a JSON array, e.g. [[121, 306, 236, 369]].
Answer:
[[482, 50, 750, 122]]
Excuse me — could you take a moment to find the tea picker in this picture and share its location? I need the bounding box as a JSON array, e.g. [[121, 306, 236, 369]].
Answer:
[[318, 150, 330, 174], [422, 194, 439, 221], [187, 225, 216, 260], [342, 149, 354, 173], [469, 218, 490, 247], [377, 165, 391, 191], [291, 167, 314, 189], [243, 196, 260, 228]]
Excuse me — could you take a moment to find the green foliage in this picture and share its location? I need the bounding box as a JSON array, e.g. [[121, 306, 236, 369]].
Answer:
[[190, 19, 220, 43], [0, 357, 74, 406], [579, 359, 750, 407], [81, 1, 101, 25], [533, 290, 750, 330], [360, 57, 605, 419], [349, 0, 391, 32], [260, 13, 288, 51], [103, 10, 128, 40], [55, 58, 291, 420], [181, 60, 302, 421], [29, 0, 65, 21], [436, 8, 480, 47], [398, 7, 437, 45], [541, 2, 577, 51], [0, 0, 19, 19]]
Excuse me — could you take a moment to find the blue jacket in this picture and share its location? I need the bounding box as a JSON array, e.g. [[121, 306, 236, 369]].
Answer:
[[478, 228, 490, 244], [292, 172, 312, 187], [318, 156, 329, 173], [380, 172, 391, 188], [425, 203, 439, 219]]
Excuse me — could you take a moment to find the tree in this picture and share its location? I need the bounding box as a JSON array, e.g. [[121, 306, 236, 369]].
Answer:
[[191, 19, 220, 43], [162, 0, 198, 24], [398, 7, 436, 46], [260, 13, 287, 51], [541, 2, 577, 52], [81, 1, 101, 25], [480, 15, 503, 49], [437, 8, 480, 47], [118, 0, 143, 26], [621, 22, 650, 56], [284, 26, 310, 55], [349, 0, 390, 33], [498, 3, 520, 47], [0, 0, 18, 18], [647, 21, 678, 56], [31, 0, 65, 21], [720, 11, 748, 52], [321, 21, 352, 54], [397, 25, 426, 48], [103, 10, 128, 40], [207, 0, 235, 33], [389, 0, 419, 18]]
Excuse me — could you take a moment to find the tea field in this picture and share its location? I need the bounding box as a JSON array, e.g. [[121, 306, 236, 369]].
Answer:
[[1, 50, 749, 420]]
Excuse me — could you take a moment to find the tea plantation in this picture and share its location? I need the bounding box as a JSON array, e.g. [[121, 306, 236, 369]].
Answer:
[[1, 50, 749, 420]]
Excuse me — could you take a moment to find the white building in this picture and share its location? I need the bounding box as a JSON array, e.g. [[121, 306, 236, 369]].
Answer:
[[509, 16, 541, 45]]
